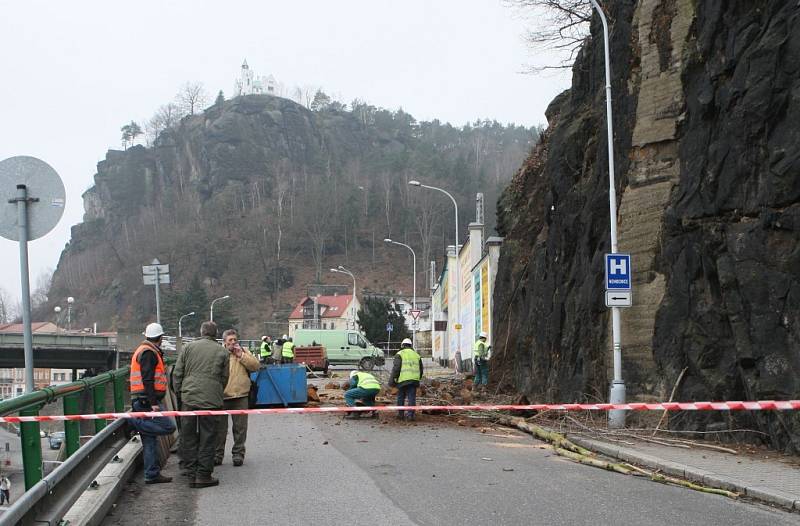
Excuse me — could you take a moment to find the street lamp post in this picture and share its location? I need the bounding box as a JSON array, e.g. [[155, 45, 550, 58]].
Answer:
[[588, 0, 626, 429], [408, 180, 460, 359], [330, 266, 357, 329], [384, 238, 417, 348], [209, 295, 230, 323], [54, 306, 62, 333], [179, 311, 196, 339], [66, 296, 74, 331]]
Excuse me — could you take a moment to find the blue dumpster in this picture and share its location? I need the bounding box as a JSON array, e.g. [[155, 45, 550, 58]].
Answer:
[[250, 364, 308, 407]]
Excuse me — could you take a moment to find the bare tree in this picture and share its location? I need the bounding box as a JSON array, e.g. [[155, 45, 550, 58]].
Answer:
[[411, 192, 441, 275], [176, 81, 209, 115], [507, 0, 593, 72], [146, 103, 185, 144], [0, 286, 11, 324], [30, 268, 53, 311], [298, 184, 333, 282]]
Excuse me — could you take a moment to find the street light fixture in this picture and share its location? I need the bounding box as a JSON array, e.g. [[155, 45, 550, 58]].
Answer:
[[408, 180, 461, 358], [178, 311, 196, 339], [330, 266, 357, 329], [384, 238, 417, 348], [209, 295, 230, 322], [66, 296, 74, 331], [587, 0, 626, 429]]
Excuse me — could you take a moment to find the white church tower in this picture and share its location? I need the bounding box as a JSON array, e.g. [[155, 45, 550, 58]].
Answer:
[[235, 59, 255, 96]]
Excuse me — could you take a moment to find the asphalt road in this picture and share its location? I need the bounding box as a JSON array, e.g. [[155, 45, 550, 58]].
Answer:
[[139, 414, 798, 526]]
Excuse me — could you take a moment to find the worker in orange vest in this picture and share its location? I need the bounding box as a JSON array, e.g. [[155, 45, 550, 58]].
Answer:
[[129, 323, 177, 484]]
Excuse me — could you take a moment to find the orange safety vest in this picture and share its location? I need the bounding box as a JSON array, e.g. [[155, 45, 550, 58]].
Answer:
[[130, 341, 168, 396]]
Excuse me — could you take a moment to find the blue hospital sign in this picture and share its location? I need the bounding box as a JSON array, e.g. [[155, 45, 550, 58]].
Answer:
[[605, 254, 631, 290]]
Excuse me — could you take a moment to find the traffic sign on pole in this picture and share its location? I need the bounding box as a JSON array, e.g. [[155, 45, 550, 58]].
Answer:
[[605, 291, 632, 308], [410, 309, 422, 320], [605, 253, 631, 290], [386, 322, 393, 333]]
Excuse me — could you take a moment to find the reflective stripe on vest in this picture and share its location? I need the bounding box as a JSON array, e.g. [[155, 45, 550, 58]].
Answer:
[[355, 372, 381, 390], [130, 342, 167, 395], [473, 340, 487, 358], [282, 341, 295, 358], [260, 342, 270, 357], [397, 348, 421, 383]]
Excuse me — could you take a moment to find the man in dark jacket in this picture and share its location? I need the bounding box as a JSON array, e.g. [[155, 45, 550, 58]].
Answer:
[[129, 323, 176, 484], [390, 338, 423, 421], [173, 321, 229, 488]]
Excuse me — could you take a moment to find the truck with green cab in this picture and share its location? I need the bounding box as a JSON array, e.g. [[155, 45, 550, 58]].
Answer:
[[293, 329, 385, 370]]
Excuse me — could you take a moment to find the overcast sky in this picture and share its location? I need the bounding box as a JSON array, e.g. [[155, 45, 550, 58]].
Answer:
[[0, 0, 570, 308]]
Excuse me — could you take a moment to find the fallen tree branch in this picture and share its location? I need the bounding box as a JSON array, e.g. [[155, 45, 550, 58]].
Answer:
[[496, 416, 594, 456], [653, 367, 688, 436], [623, 464, 739, 499]]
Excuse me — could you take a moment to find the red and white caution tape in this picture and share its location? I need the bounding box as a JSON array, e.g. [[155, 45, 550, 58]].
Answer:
[[0, 400, 798, 423]]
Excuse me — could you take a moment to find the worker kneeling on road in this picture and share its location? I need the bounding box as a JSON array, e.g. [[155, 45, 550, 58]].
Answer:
[[281, 336, 295, 364], [129, 323, 177, 485], [344, 370, 381, 419], [390, 338, 423, 421], [216, 329, 260, 466]]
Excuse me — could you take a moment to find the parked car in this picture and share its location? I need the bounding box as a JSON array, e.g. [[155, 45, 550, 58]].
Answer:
[[49, 431, 65, 450]]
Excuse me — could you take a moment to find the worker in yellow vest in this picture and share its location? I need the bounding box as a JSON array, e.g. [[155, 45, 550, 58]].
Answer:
[[473, 332, 490, 387], [281, 337, 295, 364], [129, 323, 177, 484], [344, 370, 382, 419], [390, 338, 423, 421], [259, 336, 271, 363]]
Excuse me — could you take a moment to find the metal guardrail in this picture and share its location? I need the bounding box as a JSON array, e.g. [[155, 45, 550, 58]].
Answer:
[[0, 367, 130, 490], [0, 419, 128, 526]]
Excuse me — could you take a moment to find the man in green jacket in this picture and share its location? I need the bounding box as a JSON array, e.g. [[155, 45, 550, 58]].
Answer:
[[173, 321, 229, 488]]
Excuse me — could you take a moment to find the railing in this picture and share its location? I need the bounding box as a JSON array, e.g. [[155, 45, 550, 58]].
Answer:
[[0, 367, 130, 490], [0, 332, 115, 348]]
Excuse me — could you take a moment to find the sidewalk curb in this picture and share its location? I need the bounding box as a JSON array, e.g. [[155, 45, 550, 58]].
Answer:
[[568, 435, 800, 512]]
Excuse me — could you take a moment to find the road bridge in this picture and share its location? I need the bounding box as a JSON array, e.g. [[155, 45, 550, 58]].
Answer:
[[0, 332, 128, 370]]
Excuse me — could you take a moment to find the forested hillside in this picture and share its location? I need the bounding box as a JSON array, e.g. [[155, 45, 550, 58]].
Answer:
[[46, 93, 537, 335]]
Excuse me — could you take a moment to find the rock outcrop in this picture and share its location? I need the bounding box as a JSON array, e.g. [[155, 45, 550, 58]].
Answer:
[[493, 0, 800, 452], [48, 95, 535, 336]]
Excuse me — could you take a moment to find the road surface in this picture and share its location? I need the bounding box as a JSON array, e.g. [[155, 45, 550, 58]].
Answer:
[[103, 414, 797, 525]]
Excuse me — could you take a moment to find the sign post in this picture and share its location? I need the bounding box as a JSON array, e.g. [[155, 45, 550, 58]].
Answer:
[[386, 322, 393, 354], [142, 259, 170, 324], [0, 157, 66, 394], [605, 252, 631, 428]]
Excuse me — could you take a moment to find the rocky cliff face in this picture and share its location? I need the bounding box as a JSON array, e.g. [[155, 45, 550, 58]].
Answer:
[[49, 95, 535, 336], [493, 0, 800, 452]]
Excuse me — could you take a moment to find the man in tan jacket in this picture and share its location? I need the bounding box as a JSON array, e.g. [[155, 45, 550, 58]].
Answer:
[[215, 328, 260, 466]]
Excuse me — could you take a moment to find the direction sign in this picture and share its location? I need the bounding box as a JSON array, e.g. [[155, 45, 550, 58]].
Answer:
[[410, 309, 422, 320], [605, 253, 631, 290], [142, 258, 170, 276], [143, 273, 171, 285], [605, 290, 632, 308], [386, 322, 394, 333]]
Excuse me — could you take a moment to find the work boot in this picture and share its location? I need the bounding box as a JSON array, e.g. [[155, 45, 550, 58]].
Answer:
[[145, 474, 173, 484], [233, 457, 243, 467], [190, 475, 219, 488], [396, 413, 405, 421]]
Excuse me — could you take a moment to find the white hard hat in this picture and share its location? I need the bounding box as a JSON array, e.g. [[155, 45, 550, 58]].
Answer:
[[144, 323, 164, 338], [401, 338, 413, 347], [479, 332, 488, 339], [282, 334, 288, 339], [350, 370, 358, 378], [261, 335, 268, 341]]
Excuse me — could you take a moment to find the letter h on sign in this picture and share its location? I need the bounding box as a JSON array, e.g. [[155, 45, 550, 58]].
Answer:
[[605, 254, 631, 290]]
